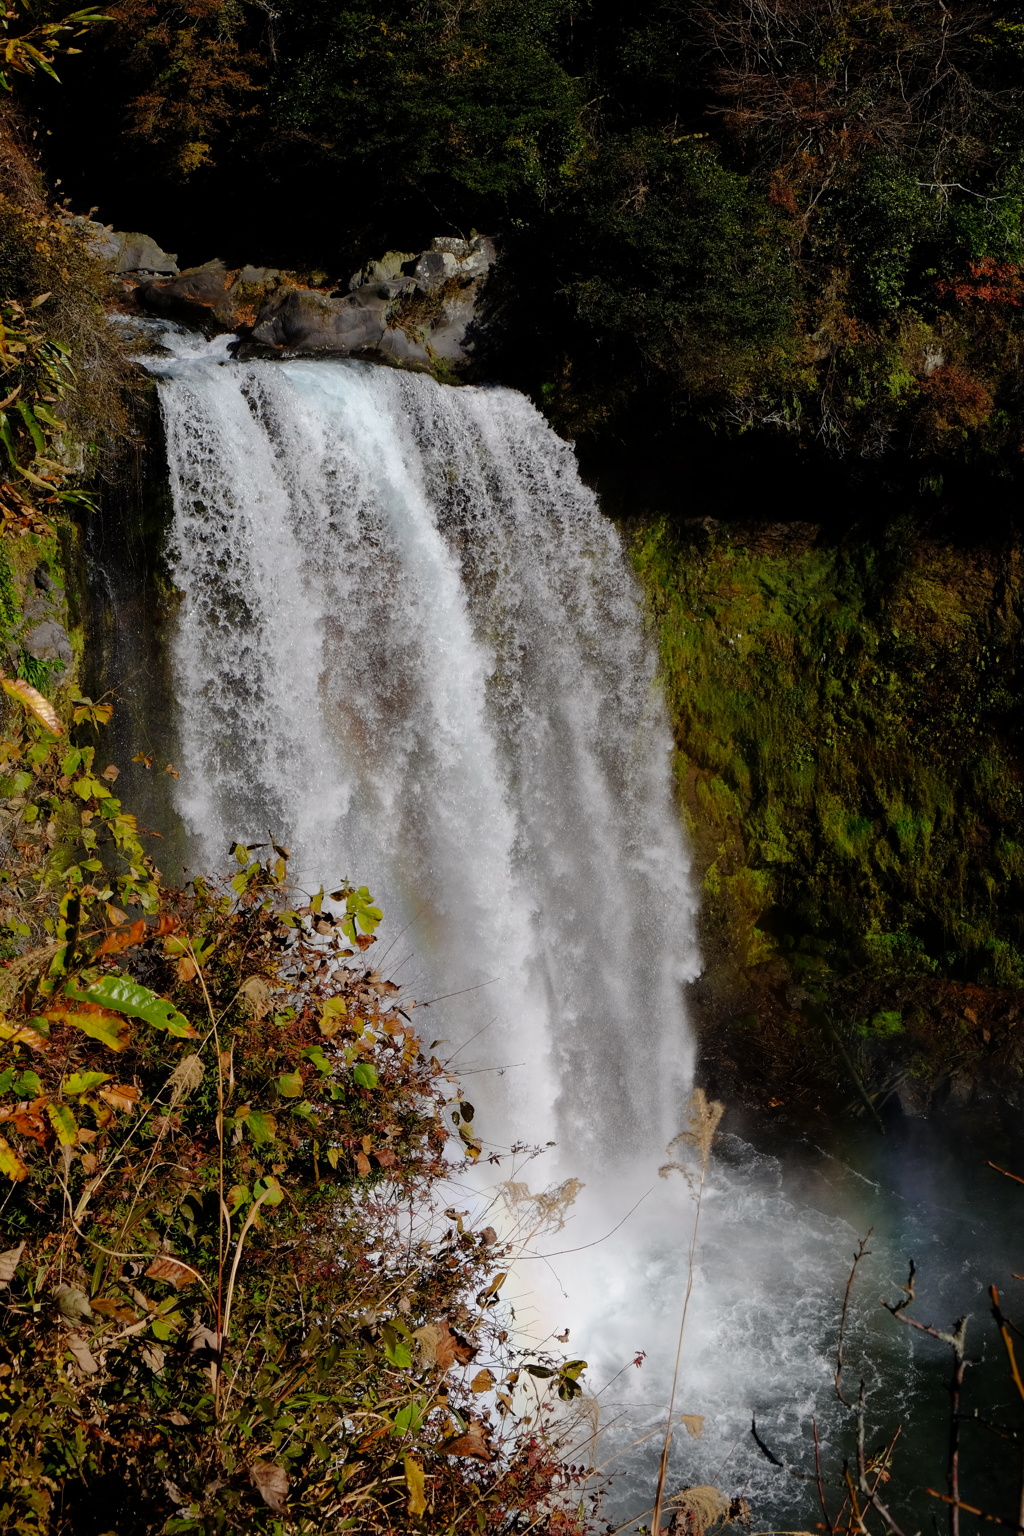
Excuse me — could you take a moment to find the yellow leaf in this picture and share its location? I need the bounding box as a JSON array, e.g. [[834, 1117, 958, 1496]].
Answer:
[[0, 1134, 27, 1182], [46, 1102, 78, 1146], [404, 1455, 428, 1518], [679, 1413, 705, 1439], [2, 677, 61, 735]]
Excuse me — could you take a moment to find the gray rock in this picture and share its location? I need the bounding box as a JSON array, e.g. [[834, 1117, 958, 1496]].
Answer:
[[251, 288, 387, 353], [22, 592, 52, 622], [379, 326, 432, 368], [68, 218, 179, 276], [413, 250, 459, 294], [348, 250, 417, 292], [23, 620, 72, 669], [33, 563, 54, 592]]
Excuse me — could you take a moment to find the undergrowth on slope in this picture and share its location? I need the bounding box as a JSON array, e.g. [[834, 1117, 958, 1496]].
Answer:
[[0, 687, 599, 1535]]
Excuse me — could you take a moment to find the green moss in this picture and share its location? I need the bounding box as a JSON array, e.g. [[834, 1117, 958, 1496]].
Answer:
[[631, 515, 1024, 1074]]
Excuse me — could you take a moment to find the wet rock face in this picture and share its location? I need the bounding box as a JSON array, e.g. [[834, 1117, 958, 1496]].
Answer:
[[113, 233, 497, 376]]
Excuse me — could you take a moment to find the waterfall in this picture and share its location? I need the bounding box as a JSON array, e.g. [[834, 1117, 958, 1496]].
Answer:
[[145, 332, 876, 1521]]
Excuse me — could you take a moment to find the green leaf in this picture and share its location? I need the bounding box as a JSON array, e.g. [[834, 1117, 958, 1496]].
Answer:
[[302, 1045, 332, 1074], [352, 1062, 378, 1090], [276, 1070, 303, 1098], [65, 976, 196, 1038], [382, 1324, 412, 1369], [16, 400, 45, 455], [62, 1071, 111, 1096], [254, 1174, 284, 1206], [46, 1102, 78, 1146], [244, 1111, 277, 1146], [12, 1069, 41, 1098]]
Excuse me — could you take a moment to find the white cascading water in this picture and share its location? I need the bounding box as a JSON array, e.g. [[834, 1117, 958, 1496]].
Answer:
[[146, 331, 884, 1522]]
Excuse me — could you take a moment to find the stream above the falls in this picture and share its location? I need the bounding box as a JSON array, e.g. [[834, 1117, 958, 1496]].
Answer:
[[99, 324, 1024, 1530]]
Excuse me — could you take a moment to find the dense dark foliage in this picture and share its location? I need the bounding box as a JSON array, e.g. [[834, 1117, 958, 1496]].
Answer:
[[16, 0, 1024, 470]]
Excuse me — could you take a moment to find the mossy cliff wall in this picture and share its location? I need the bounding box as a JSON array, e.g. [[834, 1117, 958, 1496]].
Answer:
[[630, 514, 1024, 1115]]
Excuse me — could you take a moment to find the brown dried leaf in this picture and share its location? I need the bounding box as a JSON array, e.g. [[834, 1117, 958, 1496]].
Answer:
[[141, 1342, 166, 1373], [175, 955, 198, 983], [98, 1083, 141, 1114], [145, 1256, 198, 1289], [679, 1414, 705, 1440], [250, 1460, 289, 1514], [443, 1419, 492, 1460], [470, 1368, 495, 1394], [66, 1332, 99, 1374], [355, 1151, 371, 1176], [0, 1242, 24, 1285], [91, 1296, 139, 1323]]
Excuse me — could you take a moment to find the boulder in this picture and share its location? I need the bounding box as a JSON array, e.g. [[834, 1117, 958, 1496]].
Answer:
[[128, 231, 497, 374], [66, 217, 179, 277], [23, 620, 72, 670], [250, 288, 388, 353]]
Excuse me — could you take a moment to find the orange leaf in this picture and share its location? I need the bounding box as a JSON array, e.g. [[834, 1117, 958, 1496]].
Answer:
[[145, 1255, 199, 1289], [98, 1083, 140, 1114], [95, 918, 147, 956], [153, 914, 179, 937], [356, 1151, 371, 1177]]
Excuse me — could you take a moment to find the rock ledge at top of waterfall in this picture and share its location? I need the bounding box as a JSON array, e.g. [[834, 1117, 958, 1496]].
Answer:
[[68, 216, 496, 378]]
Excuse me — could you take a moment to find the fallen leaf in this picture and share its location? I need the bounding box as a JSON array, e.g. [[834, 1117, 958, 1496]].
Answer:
[[175, 956, 198, 982], [55, 1285, 93, 1323], [105, 904, 128, 927], [470, 1368, 495, 1393], [442, 1420, 492, 1460], [167, 1410, 190, 1426], [91, 1296, 139, 1322], [66, 1332, 99, 1374], [146, 1255, 199, 1289], [679, 1414, 705, 1439], [188, 1322, 221, 1356], [356, 1151, 371, 1177], [141, 1342, 166, 1373], [96, 919, 147, 956], [0, 1243, 24, 1284], [249, 1460, 289, 1514], [98, 1083, 141, 1114]]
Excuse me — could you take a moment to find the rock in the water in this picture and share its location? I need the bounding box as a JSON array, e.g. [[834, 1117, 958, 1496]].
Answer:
[[23, 620, 72, 669]]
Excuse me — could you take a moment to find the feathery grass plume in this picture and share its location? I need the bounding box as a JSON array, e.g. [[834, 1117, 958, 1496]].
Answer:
[[651, 1090, 725, 1536], [666, 1483, 732, 1536], [501, 1176, 584, 1240]]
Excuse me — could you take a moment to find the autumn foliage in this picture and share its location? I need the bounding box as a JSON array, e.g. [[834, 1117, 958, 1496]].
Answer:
[[0, 692, 594, 1534]]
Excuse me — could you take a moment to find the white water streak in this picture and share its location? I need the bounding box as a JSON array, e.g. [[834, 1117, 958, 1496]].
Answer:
[[156, 347, 698, 1165]]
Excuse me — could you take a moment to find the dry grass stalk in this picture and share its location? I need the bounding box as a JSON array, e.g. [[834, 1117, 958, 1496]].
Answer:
[[651, 1089, 724, 1536]]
